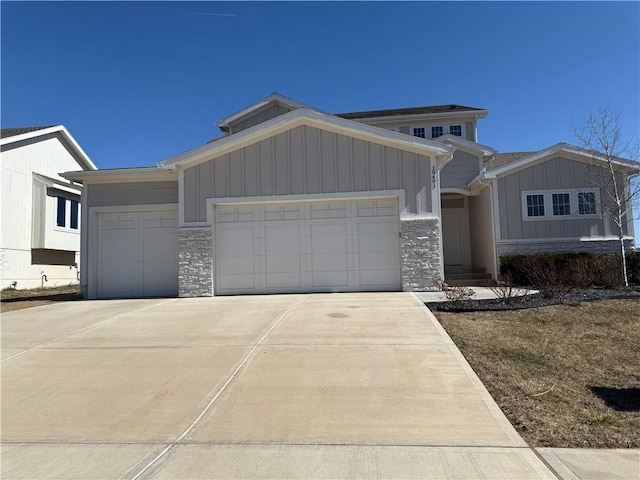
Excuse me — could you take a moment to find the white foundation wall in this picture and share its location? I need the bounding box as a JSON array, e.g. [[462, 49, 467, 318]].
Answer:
[[1, 248, 79, 290]]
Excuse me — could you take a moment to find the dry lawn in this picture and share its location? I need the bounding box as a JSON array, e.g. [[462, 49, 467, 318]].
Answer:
[[435, 299, 640, 448], [0, 285, 81, 313]]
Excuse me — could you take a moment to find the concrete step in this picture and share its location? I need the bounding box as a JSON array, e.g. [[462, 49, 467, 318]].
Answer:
[[444, 272, 493, 287]]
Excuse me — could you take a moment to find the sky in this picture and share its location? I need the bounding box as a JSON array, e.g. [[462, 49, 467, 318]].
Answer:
[[2, 1, 640, 238]]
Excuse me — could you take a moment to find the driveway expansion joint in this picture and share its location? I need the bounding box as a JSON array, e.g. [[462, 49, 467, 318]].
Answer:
[[124, 294, 308, 480]]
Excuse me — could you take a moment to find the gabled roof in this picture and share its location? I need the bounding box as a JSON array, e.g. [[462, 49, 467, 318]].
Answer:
[[215, 92, 324, 131], [1, 125, 56, 138], [484, 143, 640, 179], [484, 151, 535, 170], [336, 104, 488, 120], [161, 108, 454, 171], [435, 134, 495, 158], [1, 125, 97, 171]]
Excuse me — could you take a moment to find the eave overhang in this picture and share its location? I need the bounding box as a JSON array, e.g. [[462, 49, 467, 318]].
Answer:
[[215, 93, 324, 130], [484, 143, 640, 180], [61, 167, 177, 185], [1, 125, 97, 171], [162, 108, 455, 172]]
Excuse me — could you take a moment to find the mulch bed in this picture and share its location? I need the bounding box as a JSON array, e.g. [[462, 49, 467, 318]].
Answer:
[[427, 287, 640, 312]]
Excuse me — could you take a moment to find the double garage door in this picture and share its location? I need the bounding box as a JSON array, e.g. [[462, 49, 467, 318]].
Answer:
[[215, 198, 401, 295], [97, 210, 178, 298]]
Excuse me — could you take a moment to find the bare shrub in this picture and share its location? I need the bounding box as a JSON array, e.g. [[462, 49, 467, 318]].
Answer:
[[439, 282, 475, 302], [486, 276, 527, 302]]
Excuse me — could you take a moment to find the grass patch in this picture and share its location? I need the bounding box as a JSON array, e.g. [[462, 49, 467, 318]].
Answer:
[[435, 299, 640, 448], [0, 284, 81, 313]]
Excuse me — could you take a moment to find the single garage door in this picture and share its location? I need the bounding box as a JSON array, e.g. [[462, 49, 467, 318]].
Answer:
[[97, 210, 178, 298], [215, 198, 401, 295]]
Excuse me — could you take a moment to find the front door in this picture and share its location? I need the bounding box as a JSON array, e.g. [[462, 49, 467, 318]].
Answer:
[[442, 212, 463, 266]]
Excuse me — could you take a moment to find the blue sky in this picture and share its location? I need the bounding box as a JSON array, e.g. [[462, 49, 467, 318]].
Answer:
[[2, 1, 638, 169]]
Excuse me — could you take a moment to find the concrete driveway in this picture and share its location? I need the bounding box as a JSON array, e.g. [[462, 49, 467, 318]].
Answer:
[[2, 293, 555, 479]]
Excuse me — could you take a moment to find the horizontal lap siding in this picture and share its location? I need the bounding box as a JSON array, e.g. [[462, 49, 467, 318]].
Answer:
[[88, 182, 178, 207], [183, 125, 433, 223], [498, 157, 619, 240], [440, 150, 480, 189]]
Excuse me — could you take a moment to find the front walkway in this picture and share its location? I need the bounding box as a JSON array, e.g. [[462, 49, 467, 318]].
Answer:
[[2, 293, 554, 479]]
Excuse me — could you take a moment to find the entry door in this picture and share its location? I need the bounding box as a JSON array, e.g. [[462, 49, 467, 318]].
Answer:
[[442, 212, 463, 266], [214, 198, 401, 295]]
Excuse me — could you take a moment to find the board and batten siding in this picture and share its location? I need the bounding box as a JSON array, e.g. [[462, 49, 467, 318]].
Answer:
[[497, 157, 623, 240], [441, 150, 481, 189], [87, 182, 178, 207], [229, 104, 294, 134], [183, 125, 434, 224]]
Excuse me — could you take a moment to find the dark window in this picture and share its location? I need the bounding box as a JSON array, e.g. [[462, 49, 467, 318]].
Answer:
[[552, 193, 571, 216], [56, 196, 66, 227], [431, 126, 443, 138], [526, 194, 545, 217], [70, 200, 79, 229], [412, 127, 426, 138], [449, 125, 462, 136], [578, 192, 597, 215]]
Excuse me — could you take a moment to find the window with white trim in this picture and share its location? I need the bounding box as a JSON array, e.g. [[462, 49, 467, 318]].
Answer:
[[412, 127, 426, 138], [578, 192, 597, 215], [522, 189, 600, 221], [431, 126, 443, 138], [526, 194, 545, 217], [449, 125, 462, 136], [552, 193, 570, 216]]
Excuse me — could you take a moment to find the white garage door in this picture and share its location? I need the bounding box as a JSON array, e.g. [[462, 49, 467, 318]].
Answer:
[[97, 210, 178, 298], [215, 198, 401, 295]]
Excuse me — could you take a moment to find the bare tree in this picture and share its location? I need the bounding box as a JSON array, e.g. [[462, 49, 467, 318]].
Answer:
[[573, 104, 640, 287]]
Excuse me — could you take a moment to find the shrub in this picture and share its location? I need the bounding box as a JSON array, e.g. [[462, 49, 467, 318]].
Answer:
[[499, 251, 637, 293]]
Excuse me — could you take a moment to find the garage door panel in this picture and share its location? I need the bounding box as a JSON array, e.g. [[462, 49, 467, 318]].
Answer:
[[312, 271, 349, 288], [214, 198, 401, 295], [97, 210, 177, 298], [266, 272, 303, 289], [218, 274, 257, 291], [217, 256, 255, 275]]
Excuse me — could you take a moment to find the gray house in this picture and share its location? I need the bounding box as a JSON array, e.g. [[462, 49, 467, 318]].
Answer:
[[63, 93, 639, 299]]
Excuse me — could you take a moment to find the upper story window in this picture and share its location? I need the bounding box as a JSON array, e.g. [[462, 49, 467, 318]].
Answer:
[[412, 127, 426, 138], [56, 196, 66, 227], [449, 125, 462, 136], [523, 189, 600, 221], [431, 126, 444, 138], [55, 196, 80, 230]]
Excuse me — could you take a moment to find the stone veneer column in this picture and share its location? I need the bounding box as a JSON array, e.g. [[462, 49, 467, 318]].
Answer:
[[178, 227, 213, 297], [400, 218, 443, 292]]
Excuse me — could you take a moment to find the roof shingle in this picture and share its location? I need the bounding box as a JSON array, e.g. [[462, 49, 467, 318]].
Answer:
[[0, 126, 57, 139], [336, 104, 485, 120]]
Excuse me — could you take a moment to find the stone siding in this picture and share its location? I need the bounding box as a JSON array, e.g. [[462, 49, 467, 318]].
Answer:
[[496, 239, 633, 259], [400, 218, 442, 291], [178, 227, 213, 297]]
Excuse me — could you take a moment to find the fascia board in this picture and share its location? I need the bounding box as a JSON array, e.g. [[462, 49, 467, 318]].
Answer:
[[61, 168, 177, 184], [216, 93, 322, 127], [1, 125, 97, 171], [436, 134, 496, 157], [33, 172, 83, 193], [486, 143, 640, 179], [352, 109, 489, 125], [161, 109, 454, 171]]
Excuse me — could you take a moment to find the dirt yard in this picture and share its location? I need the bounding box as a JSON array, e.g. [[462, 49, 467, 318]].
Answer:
[[1, 285, 81, 313]]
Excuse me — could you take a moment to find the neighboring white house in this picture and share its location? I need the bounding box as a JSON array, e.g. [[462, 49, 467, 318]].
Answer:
[[62, 93, 640, 299], [1, 125, 97, 289]]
